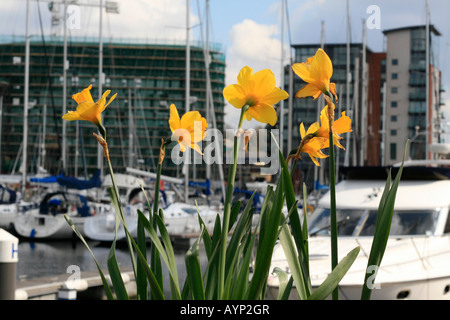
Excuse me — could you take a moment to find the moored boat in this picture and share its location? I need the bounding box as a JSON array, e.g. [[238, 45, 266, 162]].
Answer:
[[14, 191, 99, 240], [266, 165, 450, 300]]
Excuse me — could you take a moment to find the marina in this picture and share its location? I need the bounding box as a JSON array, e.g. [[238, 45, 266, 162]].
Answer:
[[14, 238, 203, 300], [0, 0, 450, 303]]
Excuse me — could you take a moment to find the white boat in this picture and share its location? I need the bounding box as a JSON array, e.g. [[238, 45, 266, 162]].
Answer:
[[162, 202, 221, 238], [83, 173, 153, 242], [0, 184, 38, 230], [14, 191, 100, 240], [266, 165, 450, 300]]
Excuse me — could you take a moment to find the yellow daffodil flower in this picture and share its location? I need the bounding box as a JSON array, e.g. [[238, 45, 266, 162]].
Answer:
[[298, 136, 329, 167], [300, 104, 352, 150], [169, 104, 207, 155], [223, 66, 289, 126], [62, 84, 117, 128], [292, 48, 338, 102]]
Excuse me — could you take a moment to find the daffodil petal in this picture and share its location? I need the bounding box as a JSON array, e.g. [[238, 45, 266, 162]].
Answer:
[[292, 62, 315, 84], [72, 85, 94, 104], [169, 104, 181, 132], [260, 86, 289, 106], [74, 101, 98, 123], [245, 103, 277, 126], [103, 93, 117, 110], [62, 110, 81, 121], [252, 69, 276, 98], [312, 48, 333, 82], [295, 83, 322, 99], [223, 84, 246, 109], [190, 143, 203, 155], [305, 121, 320, 136], [334, 111, 352, 135], [300, 123, 306, 138], [237, 66, 255, 91], [181, 111, 202, 133]]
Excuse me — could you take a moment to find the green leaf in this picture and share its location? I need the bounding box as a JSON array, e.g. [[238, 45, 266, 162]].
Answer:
[[107, 187, 130, 300], [271, 268, 293, 300], [64, 215, 114, 300], [156, 208, 181, 300], [107, 241, 129, 300], [246, 171, 284, 299], [185, 227, 206, 300], [361, 140, 409, 300], [308, 246, 360, 300], [125, 226, 165, 300], [279, 142, 311, 295], [136, 212, 148, 300], [278, 222, 309, 300], [137, 209, 181, 299]]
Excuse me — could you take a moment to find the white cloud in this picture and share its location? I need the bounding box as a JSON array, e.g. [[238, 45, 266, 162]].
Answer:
[[224, 19, 289, 128]]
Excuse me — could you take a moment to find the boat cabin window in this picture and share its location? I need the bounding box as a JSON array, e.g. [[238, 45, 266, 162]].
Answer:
[[444, 209, 450, 234], [182, 208, 198, 214], [309, 208, 439, 236]]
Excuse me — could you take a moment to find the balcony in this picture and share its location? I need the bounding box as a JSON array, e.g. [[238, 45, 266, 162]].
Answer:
[[409, 91, 426, 100]]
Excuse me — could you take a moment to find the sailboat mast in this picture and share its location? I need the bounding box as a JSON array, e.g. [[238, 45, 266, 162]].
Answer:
[[62, 0, 68, 173], [184, 0, 190, 203], [425, 0, 430, 160], [279, 0, 285, 154], [344, 0, 351, 167], [97, 0, 104, 176], [360, 19, 367, 166], [205, 0, 210, 180], [22, 0, 30, 195]]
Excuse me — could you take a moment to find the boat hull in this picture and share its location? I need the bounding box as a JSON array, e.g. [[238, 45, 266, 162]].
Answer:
[[14, 212, 86, 240]]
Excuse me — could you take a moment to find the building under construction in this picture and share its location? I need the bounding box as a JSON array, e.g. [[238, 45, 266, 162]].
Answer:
[[0, 35, 226, 179]]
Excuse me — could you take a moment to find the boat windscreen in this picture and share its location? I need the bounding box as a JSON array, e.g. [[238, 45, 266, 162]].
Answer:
[[309, 208, 439, 236]]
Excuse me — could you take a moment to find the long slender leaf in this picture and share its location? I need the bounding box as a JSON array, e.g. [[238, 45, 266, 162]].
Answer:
[[107, 241, 129, 300], [136, 212, 148, 300], [203, 214, 222, 300], [271, 268, 293, 300], [308, 246, 360, 300], [124, 224, 165, 300], [278, 141, 311, 296], [107, 187, 130, 300], [278, 223, 308, 299], [185, 227, 206, 300], [361, 140, 409, 300], [246, 171, 284, 299], [64, 215, 114, 300], [156, 208, 181, 300], [136, 209, 181, 299], [230, 216, 259, 299]]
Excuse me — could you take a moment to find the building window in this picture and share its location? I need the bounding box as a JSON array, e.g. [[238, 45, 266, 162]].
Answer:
[[391, 115, 397, 122], [391, 101, 398, 107], [392, 73, 398, 79], [390, 143, 397, 160], [391, 87, 398, 94], [390, 129, 397, 136], [392, 59, 398, 65]]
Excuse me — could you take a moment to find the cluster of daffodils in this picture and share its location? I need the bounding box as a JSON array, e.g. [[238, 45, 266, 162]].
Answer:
[[63, 48, 351, 167]]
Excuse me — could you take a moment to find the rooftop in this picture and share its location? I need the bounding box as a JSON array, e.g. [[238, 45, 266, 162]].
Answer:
[[382, 24, 441, 36]]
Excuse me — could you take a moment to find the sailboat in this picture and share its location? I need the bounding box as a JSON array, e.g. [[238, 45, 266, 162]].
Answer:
[[14, 171, 104, 240]]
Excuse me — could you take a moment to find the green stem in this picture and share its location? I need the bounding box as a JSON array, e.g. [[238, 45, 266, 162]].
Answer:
[[150, 142, 166, 298], [329, 130, 338, 300], [106, 159, 138, 275], [218, 105, 248, 299]]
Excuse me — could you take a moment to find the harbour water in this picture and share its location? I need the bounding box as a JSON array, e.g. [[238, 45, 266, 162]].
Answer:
[[16, 238, 201, 295]]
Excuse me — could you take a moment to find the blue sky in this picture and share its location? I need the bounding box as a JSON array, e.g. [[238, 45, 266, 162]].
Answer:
[[1, 0, 450, 128]]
